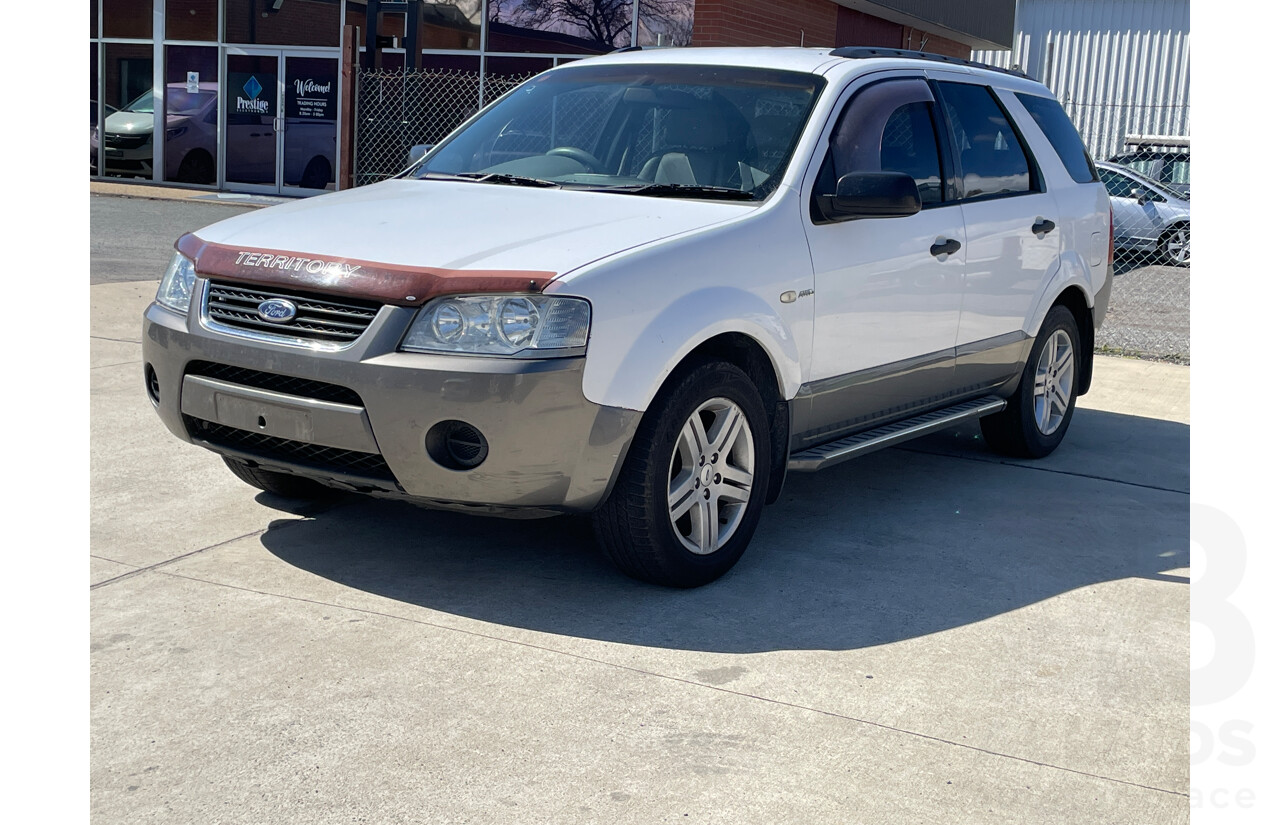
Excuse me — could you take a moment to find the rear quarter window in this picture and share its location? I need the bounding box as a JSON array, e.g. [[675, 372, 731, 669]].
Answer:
[[1016, 93, 1098, 184]]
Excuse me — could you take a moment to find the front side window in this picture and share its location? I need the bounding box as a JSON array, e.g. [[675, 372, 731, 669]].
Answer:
[[938, 82, 1034, 199], [1100, 168, 1152, 201], [415, 63, 825, 200], [814, 77, 944, 208]]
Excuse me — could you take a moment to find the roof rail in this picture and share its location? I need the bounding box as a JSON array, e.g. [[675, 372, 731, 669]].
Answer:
[[829, 47, 1028, 79]]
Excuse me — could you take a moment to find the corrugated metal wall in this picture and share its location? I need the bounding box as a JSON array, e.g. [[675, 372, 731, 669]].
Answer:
[[972, 0, 1190, 159]]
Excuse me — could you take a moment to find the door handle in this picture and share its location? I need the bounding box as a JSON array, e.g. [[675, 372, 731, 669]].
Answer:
[[1032, 218, 1056, 235], [930, 238, 961, 257]]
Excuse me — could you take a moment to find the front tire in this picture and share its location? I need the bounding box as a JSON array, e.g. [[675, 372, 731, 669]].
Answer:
[[980, 305, 1081, 458], [592, 358, 771, 587]]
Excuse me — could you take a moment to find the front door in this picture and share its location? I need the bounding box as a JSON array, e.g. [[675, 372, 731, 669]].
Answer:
[[224, 49, 339, 194], [799, 76, 965, 442]]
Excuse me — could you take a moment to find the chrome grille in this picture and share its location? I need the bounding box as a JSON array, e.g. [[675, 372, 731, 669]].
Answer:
[[105, 133, 149, 149], [204, 281, 381, 345]]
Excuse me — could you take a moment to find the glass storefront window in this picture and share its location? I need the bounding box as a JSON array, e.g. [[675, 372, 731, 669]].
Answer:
[[167, 1, 219, 42], [103, 0, 153, 39], [224, 0, 341, 47], [90, 0, 99, 38], [100, 43, 156, 179], [90, 43, 102, 175], [418, 1, 481, 50], [488, 0, 632, 54], [164, 45, 220, 184]]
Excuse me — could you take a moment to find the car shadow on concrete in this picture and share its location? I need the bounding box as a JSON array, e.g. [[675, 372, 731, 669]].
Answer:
[[259, 408, 1188, 653]]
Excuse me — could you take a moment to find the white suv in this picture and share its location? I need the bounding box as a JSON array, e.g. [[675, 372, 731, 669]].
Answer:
[[144, 47, 1112, 587]]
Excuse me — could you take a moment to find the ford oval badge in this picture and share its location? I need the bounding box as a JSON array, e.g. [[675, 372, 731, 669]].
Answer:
[[257, 298, 298, 324]]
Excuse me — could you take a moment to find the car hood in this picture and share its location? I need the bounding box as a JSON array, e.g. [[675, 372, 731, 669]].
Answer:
[[187, 178, 752, 298], [104, 110, 154, 135]]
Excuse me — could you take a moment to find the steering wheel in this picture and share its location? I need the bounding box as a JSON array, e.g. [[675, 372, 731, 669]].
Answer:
[[547, 146, 603, 173]]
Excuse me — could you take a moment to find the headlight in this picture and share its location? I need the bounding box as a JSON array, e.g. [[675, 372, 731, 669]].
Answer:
[[156, 252, 197, 314], [401, 295, 590, 356]]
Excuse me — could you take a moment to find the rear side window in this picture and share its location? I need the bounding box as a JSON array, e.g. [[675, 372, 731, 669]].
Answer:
[[937, 82, 1034, 199], [1016, 93, 1098, 184]]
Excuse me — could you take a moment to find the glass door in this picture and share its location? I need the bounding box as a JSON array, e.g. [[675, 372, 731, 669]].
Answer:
[[223, 49, 340, 194], [224, 49, 280, 193], [282, 55, 339, 192]]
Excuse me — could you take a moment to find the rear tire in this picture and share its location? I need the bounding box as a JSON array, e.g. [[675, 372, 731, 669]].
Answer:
[[1160, 224, 1189, 266], [300, 157, 332, 190], [592, 358, 771, 588], [222, 456, 332, 499], [980, 305, 1081, 458]]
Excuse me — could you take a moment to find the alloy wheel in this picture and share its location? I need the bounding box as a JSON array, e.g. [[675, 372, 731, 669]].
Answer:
[[1033, 330, 1075, 435], [666, 397, 755, 555]]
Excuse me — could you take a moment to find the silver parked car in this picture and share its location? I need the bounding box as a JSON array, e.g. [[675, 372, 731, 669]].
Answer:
[[1096, 160, 1189, 266]]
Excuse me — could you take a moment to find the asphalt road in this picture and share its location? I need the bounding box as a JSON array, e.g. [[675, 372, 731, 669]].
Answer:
[[90, 194, 253, 285], [90, 192, 1190, 823]]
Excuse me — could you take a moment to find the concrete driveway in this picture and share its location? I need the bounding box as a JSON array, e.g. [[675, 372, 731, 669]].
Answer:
[[91, 279, 1189, 823]]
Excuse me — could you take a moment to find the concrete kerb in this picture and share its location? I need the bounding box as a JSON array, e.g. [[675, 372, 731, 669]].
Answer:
[[90, 180, 296, 209]]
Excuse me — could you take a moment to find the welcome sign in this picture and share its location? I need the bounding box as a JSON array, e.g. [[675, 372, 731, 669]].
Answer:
[[286, 61, 338, 121]]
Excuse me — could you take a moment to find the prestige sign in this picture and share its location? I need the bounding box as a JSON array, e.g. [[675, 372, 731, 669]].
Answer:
[[229, 73, 275, 117]]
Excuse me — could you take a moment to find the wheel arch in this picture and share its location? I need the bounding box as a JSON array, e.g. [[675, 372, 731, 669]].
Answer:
[[611, 331, 792, 508]]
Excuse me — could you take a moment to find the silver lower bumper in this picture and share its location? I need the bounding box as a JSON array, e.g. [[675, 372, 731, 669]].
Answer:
[[143, 300, 641, 515]]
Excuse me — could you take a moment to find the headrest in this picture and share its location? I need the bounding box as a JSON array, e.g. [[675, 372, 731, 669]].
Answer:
[[751, 115, 795, 151], [664, 108, 729, 149]]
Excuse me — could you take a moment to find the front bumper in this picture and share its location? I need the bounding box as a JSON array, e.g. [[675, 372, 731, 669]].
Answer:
[[142, 285, 640, 515]]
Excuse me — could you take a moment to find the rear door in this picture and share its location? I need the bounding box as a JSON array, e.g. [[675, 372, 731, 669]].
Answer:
[[932, 78, 1062, 355]]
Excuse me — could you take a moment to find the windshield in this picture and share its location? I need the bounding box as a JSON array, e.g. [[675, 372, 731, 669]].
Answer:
[[166, 89, 215, 116], [123, 90, 154, 114], [414, 63, 825, 200]]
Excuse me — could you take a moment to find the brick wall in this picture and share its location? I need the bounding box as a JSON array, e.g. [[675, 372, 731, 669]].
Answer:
[[692, 0, 839, 48], [694, 1, 972, 57]]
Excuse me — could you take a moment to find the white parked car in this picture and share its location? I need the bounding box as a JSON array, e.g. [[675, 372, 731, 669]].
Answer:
[[1096, 160, 1189, 266], [144, 47, 1113, 587]]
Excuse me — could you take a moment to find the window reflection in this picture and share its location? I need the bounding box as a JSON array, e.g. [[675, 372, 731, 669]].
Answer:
[[420, 1, 482, 50], [224, 0, 341, 47], [164, 45, 219, 184], [167, 1, 219, 42], [98, 43, 155, 179], [103, 0, 152, 39]]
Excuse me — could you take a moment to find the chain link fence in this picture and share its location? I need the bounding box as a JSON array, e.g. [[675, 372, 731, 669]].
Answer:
[[1088, 131, 1190, 364], [354, 67, 539, 188]]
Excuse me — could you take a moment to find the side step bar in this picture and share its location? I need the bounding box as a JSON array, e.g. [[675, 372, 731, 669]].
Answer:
[[787, 395, 1007, 472]]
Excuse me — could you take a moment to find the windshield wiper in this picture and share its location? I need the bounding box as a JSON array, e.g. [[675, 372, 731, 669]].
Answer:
[[454, 172, 561, 188], [606, 183, 756, 201]]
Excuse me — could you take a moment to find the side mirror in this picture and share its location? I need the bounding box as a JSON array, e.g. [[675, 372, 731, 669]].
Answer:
[[408, 143, 433, 165], [816, 172, 922, 222], [1130, 186, 1148, 205]]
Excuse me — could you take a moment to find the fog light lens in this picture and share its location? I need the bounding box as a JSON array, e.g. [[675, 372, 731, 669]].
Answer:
[[426, 420, 489, 470]]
